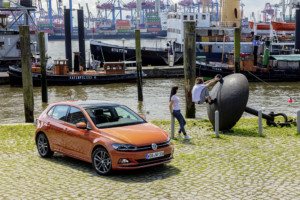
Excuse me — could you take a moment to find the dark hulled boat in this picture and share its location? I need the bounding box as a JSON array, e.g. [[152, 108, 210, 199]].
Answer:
[[196, 54, 300, 82], [8, 60, 140, 87], [90, 40, 183, 66]]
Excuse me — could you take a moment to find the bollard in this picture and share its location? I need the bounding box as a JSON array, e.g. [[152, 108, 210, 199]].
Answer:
[[258, 109, 263, 136], [297, 110, 300, 134], [171, 116, 175, 139], [215, 110, 219, 137]]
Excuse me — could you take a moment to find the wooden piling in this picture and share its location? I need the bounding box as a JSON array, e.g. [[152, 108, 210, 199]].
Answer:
[[19, 26, 34, 122], [135, 30, 143, 101], [234, 28, 241, 73], [183, 22, 196, 118], [39, 32, 48, 103], [64, 8, 72, 71]]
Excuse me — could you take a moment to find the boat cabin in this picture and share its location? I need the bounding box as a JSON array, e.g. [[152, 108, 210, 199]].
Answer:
[[103, 62, 125, 74], [269, 55, 300, 70], [226, 53, 268, 72], [54, 59, 69, 75]]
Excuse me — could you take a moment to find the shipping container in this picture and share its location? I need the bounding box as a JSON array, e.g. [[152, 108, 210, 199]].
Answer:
[[116, 25, 131, 30], [116, 20, 130, 25], [40, 24, 55, 28], [146, 22, 160, 25], [117, 29, 131, 33], [100, 27, 114, 30], [146, 12, 158, 17], [40, 27, 54, 31], [41, 30, 54, 34], [147, 28, 161, 32], [146, 18, 161, 23], [147, 24, 161, 28]]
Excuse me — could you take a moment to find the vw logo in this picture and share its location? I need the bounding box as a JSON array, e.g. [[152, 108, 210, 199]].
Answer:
[[152, 143, 157, 150]]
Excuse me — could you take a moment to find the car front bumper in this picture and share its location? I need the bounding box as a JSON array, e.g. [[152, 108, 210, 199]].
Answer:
[[110, 145, 174, 170]]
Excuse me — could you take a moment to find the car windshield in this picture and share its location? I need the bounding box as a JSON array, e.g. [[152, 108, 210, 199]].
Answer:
[[85, 105, 146, 128]]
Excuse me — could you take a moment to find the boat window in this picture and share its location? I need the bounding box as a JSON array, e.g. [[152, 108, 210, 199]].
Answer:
[[202, 15, 206, 20], [0, 41, 4, 49], [67, 107, 87, 125], [184, 15, 188, 20], [51, 105, 69, 122], [16, 41, 20, 49], [190, 15, 194, 20]]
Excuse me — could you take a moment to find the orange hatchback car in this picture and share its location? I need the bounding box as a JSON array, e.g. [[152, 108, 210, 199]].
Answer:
[[35, 100, 173, 175]]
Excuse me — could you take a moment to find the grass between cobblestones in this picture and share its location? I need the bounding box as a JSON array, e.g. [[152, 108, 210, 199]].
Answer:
[[0, 118, 300, 199]]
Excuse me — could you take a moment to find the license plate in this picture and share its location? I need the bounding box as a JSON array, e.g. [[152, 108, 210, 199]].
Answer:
[[146, 151, 164, 159]]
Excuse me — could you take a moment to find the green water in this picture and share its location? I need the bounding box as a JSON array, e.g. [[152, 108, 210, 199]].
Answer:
[[0, 78, 299, 124]]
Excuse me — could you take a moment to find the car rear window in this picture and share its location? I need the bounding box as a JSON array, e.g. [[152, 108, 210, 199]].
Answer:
[[52, 105, 69, 121]]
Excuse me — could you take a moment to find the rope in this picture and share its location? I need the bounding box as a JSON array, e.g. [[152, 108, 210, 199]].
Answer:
[[246, 70, 295, 102]]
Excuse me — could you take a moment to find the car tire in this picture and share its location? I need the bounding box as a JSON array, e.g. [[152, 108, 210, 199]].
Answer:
[[36, 133, 54, 158], [92, 147, 112, 175]]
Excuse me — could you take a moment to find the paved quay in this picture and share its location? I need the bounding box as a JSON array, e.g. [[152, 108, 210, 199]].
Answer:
[[0, 119, 299, 199]]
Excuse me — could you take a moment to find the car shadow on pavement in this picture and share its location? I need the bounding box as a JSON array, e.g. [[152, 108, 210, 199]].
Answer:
[[47, 153, 181, 182]]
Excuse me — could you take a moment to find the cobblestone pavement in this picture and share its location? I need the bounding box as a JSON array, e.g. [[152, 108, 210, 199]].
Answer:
[[0, 121, 300, 200]]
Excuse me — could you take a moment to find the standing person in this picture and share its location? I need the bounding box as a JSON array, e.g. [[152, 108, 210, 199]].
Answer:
[[169, 86, 192, 140], [192, 75, 221, 104]]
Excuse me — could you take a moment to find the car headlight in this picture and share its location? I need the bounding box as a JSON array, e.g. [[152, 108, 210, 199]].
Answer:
[[166, 136, 171, 145], [112, 143, 137, 151]]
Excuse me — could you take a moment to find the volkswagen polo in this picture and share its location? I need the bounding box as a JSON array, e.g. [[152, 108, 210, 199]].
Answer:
[[35, 100, 173, 175]]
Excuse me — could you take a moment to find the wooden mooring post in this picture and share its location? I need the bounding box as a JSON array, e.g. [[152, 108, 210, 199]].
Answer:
[[184, 22, 196, 118], [19, 26, 34, 122], [135, 29, 143, 101], [39, 32, 48, 103], [234, 28, 241, 73]]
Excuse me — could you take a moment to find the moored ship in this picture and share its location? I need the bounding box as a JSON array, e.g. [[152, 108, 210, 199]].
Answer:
[[8, 59, 140, 86]]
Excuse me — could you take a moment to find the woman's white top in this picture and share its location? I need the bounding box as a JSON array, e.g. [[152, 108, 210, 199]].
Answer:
[[171, 95, 180, 110]]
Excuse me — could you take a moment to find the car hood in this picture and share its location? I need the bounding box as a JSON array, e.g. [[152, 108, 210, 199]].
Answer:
[[101, 123, 169, 146]]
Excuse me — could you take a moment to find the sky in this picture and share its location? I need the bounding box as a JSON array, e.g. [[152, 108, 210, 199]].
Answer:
[[45, 0, 284, 20]]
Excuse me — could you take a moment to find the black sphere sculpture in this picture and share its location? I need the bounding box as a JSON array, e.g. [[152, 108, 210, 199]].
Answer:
[[207, 73, 249, 131]]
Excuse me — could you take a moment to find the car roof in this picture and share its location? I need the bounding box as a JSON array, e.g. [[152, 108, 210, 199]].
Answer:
[[52, 100, 121, 108]]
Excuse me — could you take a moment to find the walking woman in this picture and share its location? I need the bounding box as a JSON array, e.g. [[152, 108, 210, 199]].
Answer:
[[169, 86, 192, 140]]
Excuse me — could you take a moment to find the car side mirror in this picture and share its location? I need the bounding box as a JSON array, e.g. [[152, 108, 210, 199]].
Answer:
[[76, 122, 87, 129]]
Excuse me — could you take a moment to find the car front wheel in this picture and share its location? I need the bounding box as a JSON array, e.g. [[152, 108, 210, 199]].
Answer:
[[92, 147, 112, 175], [37, 133, 54, 158]]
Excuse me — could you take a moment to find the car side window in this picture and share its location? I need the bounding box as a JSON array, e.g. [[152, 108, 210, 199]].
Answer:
[[52, 105, 69, 121], [47, 106, 55, 117], [67, 107, 87, 125]]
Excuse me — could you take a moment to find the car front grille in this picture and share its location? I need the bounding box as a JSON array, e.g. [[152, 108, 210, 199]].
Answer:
[[136, 141, 170, 151], [135, 154, 171, 163]]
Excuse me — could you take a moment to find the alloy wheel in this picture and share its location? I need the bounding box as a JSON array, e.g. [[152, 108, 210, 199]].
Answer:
[[93, 147, 112, 175]]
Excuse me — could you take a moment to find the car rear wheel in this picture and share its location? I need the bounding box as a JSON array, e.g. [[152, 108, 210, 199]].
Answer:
[[92, 147, 112, 175], [37, 133, 54, 158]]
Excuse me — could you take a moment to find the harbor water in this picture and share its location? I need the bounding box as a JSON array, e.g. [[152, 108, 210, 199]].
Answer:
[[0, 39, 300, 124]]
